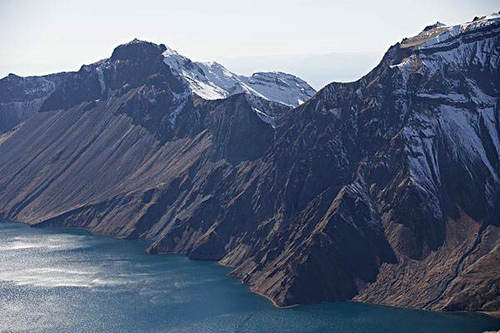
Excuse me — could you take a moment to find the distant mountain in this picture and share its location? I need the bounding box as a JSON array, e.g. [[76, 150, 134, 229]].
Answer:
[[0, 13, 498, 315], [0, 40, 315, 134], [221, 51, 382, 90], [161, 43, 315, 106]]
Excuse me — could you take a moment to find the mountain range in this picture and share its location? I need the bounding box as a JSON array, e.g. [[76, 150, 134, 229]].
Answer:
[[0, 41, 315, 134], [0, 13, 499, 315]]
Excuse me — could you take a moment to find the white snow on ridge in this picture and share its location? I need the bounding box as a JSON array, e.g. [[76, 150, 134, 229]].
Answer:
[[162, 49, 316, 107], [95, 67, 105, 94], [391, 14, 500, 200], [242, 72, 316, 107], [399, 13, 500, 52], [393, 14, 500, 77], [252, 107, 277, 128], [416, 93, 468, 103]]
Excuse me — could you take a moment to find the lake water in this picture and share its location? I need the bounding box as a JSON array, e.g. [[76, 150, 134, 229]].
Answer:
[[0, 221, 499, 333]]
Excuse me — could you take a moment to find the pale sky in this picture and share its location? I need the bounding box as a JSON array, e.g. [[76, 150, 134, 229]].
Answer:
[[1, 0, 498, 88]]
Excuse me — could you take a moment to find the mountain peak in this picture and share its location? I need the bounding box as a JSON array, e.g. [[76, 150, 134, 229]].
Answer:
[[110, 39, 167, 61], [161, 46, 316, 106], [423, 21, 446, 31], [400, 12, 499, 50], [6, 73, 22, 80]]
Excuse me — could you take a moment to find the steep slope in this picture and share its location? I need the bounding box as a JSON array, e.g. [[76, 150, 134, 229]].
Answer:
[[0, 39, 315, 134], [0, 14, 498, 314]]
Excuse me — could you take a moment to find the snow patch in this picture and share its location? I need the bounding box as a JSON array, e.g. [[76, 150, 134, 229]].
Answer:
[[168, 91, 190, 126], [96, 67, 105, 95], [252, 107, 276, 128], [162, 49, 315, 107]]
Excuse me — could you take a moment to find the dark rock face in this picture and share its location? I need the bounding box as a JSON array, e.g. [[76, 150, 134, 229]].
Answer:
[[0, 15, 499, 314], [110, 39, 167, 61], [0, 73, 56, 132]]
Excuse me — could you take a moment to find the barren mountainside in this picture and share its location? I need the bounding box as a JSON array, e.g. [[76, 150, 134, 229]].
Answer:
[[0, 14, 499, 314]]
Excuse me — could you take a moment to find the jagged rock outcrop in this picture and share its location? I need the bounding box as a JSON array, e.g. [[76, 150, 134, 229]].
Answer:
[[0, 14, 498, 314]]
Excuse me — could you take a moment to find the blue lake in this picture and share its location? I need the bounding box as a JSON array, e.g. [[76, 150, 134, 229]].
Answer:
[[0, 221, 498, 332]]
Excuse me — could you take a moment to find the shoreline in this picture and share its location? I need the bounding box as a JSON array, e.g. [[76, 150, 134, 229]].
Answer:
[[250, 289, 300, 309], [2, 218, 499, 319]]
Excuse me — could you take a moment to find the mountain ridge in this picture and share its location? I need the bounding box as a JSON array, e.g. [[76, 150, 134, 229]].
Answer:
[[0, 39, 315, 134]]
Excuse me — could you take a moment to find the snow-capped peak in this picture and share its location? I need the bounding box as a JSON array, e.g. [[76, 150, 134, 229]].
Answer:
[[401, 12, 500, 50], [162, 45, 179, 57], [161, 46, 315, 107], [391, 12, 500, 78], [422, 22, 446, 32]]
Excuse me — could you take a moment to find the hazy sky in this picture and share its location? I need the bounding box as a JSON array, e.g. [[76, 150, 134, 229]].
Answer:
[[1, 0, 498, 88]]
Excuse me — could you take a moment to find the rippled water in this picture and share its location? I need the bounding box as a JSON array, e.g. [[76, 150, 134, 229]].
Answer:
[[0, 221, 499, 332]]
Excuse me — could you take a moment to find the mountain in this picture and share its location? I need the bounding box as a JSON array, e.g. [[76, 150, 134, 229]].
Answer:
[[0, 13, 499, 314], [220, 51, 382, 90], [161, 44, 315, 106], [0, 39, 315, 134]]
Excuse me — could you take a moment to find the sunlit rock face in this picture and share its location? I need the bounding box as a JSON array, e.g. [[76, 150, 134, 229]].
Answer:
[[0, 14, 499, 313]]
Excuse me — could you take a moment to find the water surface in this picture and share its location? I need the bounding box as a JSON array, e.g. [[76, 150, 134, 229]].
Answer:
[[1, 221, 499, 332]]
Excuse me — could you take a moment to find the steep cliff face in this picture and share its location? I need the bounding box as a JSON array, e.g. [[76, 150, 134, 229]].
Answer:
[[0, 14, 498, 313], [0, 73, 56, 133]]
